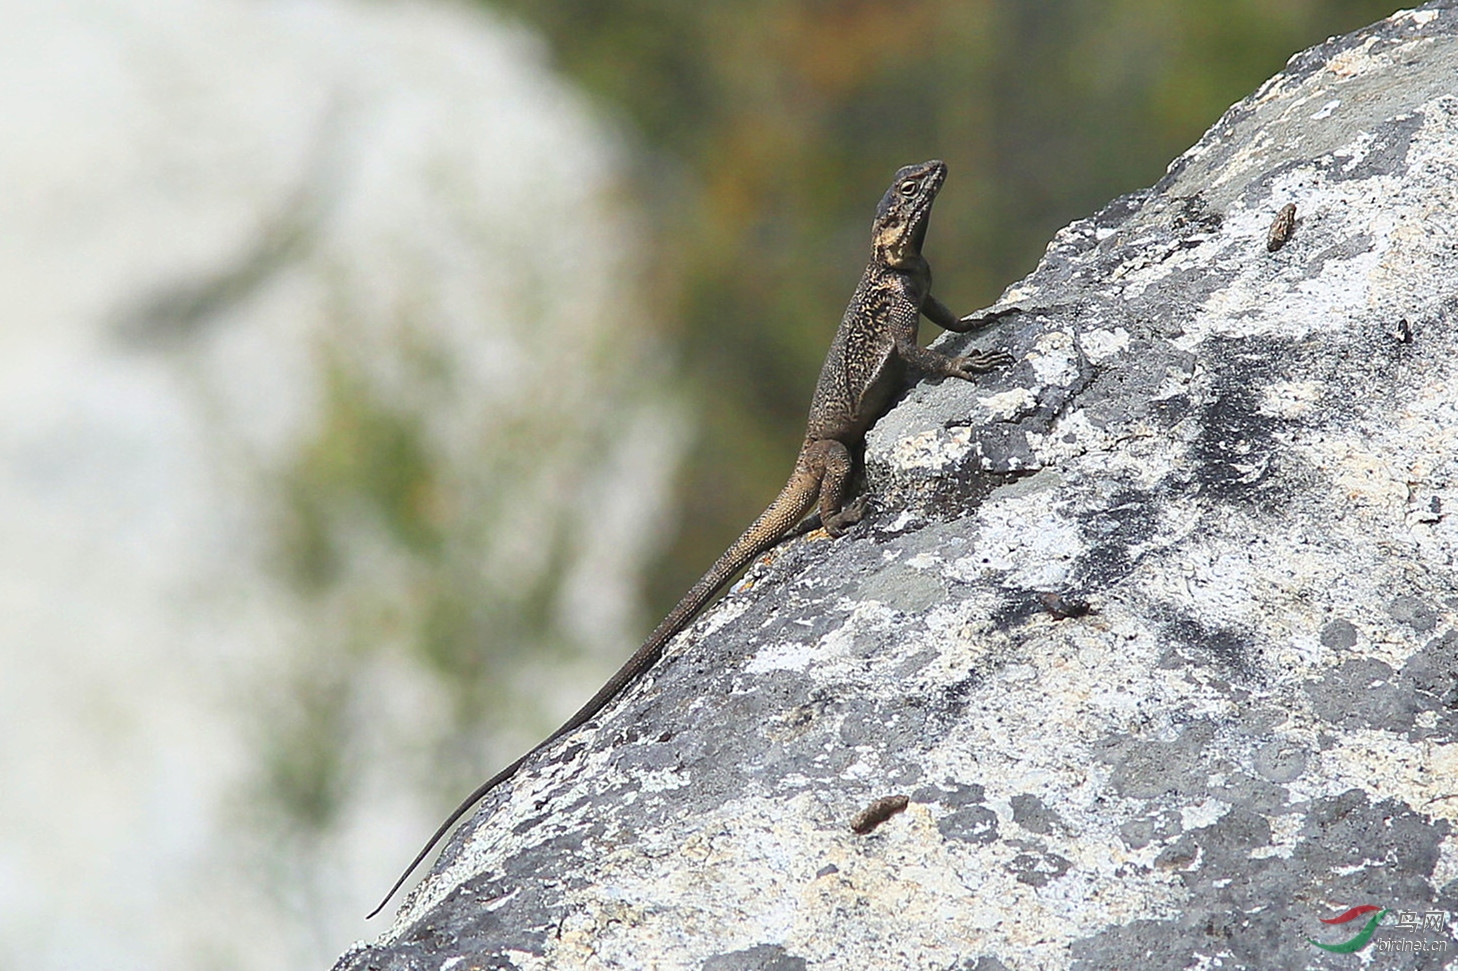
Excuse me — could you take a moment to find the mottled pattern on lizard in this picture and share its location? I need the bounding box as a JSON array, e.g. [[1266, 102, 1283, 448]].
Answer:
[[367, 159, 1013, 919]]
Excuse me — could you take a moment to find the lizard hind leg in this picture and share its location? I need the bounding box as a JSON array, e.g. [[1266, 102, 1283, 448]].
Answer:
[[824, 495, 868, 537], [802, 438, 863, 537]]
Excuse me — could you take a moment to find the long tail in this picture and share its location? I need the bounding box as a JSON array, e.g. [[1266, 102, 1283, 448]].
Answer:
[[366, 469, 820, 919]]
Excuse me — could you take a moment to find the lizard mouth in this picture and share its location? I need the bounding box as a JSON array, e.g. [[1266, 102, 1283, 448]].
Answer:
[[908, 162, 946, 228]]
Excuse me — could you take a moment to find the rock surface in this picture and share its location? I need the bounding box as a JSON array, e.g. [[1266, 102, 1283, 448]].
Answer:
[[343, 4, 1458, 969]]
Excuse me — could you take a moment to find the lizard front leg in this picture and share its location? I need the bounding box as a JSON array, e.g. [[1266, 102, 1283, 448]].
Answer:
[[922, 294, 974, 332], [923, 295, 1021, 335], [910, 298, 1014, 378], [893, 330, 1012, 381]]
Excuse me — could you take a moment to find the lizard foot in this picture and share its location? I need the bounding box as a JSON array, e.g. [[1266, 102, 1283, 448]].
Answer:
[[823, 496, 869, 537], [947, 349, 1014, 380]]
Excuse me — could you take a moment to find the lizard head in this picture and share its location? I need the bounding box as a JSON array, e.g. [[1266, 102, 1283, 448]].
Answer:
[[872, 159, 947, 267]]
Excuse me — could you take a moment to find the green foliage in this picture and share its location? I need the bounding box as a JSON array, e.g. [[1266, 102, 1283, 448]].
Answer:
[[484, 0, 1400, 614], [279, 357, 443, 595], [264, 329, 579, 828], [260, 660, 353, 834]]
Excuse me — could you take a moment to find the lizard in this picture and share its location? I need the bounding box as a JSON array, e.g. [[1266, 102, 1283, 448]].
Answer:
[[366, 158, 1013, 919]]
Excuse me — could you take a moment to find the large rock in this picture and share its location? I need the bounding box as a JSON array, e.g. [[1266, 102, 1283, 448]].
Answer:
[[344, 4, 1458, 968]]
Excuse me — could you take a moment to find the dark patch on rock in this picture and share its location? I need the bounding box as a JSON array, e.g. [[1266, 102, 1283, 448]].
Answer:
[[1153, 837, 1199, 870], [1169, 193, 1224, 236], [835, 695, 932, 758], [1187, 347, 1286, 504], [1319, 618, 1359, 649], [1305, 656, 1424, 737], [890, 646, 942, 679], [1238, 157, 1309, 210], [361, 871, 566, 971], [963, 958, 1013, 971], [1074, 791, 1454, 971], [1400, 629, 1458, 742], [869, 461, 1013, 526], [938, 805, 1001, 845], [1390, 594, 1441, 633], [1218, 769, 1294, 815], [1077, 341, 1196, 429], [1161, 615, 1262, 682], [1119, 809, 1183, 850], [1009, 845, 1072, 887], [932, 670, 989, 727], [1303, 233, 1375, 280], [1324, 111, 1426, 183], [1010, 793, 1064, 835], [1070, 488, 1162, 590], [988, 585, 1055, 631], [961, 422, 1040, 475], [702, 944, 807, 971], [913, 781, 986, 807], [1253, 740, 1309, 785], [1102, 720, 1216, 801]]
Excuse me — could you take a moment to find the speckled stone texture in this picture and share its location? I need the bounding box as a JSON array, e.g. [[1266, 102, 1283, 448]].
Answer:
[[338, 5, 1458, 969]]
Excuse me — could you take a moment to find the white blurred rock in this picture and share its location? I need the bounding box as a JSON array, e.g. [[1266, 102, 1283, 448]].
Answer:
[[0, 1, 677, 968]]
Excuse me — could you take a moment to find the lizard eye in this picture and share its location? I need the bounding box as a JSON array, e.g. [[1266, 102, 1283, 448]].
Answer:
[[898, 179, 919, 197]]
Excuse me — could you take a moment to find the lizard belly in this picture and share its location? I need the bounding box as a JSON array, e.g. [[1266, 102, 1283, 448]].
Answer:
[[845, 351, 904, 438]]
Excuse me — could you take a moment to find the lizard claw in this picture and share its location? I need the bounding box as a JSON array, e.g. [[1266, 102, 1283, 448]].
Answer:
[[947, 349, 1015, 380], [823, 495, 868, 537]]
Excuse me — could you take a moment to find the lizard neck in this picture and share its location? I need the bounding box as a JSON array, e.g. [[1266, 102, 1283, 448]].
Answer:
[[875, 218, 929, 269]]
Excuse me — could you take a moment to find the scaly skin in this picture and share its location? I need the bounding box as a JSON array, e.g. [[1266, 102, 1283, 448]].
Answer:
[[367, 159, 1013, 919]]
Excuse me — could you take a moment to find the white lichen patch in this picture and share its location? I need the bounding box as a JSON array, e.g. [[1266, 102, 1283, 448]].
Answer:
[[1078, 326, 1131, 364], [1186, 204, 1386, 341], [1318, 440, 1416, 516], [1026, 409, 1105, 465], [1259, 379, 1325, 419], [885, 426, 968, 472], [1027, 330, 1081, 387], [978, 386, 1038, 419], [1326, 36, 1384, 79], [1317, 732, 1458, 825], [1372, 119, 1458, 303], [1181, 798, 1232, 831], [881, 508, 921, 533], [744, 600, 899, 675], [1391, 8, 1440, 27], [903, 549, 942, 571], [1134, 523, 1378, 674], [694, 592, 752, 639], [1250, 812, 1308, 860], [635, 767, 691, 794], [954, 493, 1083, 589], [1433, 831, 1458, 894], [1160, 98, 1458, 349]]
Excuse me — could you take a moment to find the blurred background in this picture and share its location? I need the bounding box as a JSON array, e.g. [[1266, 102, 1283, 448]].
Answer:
[[0, 0, 1399, 967]]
